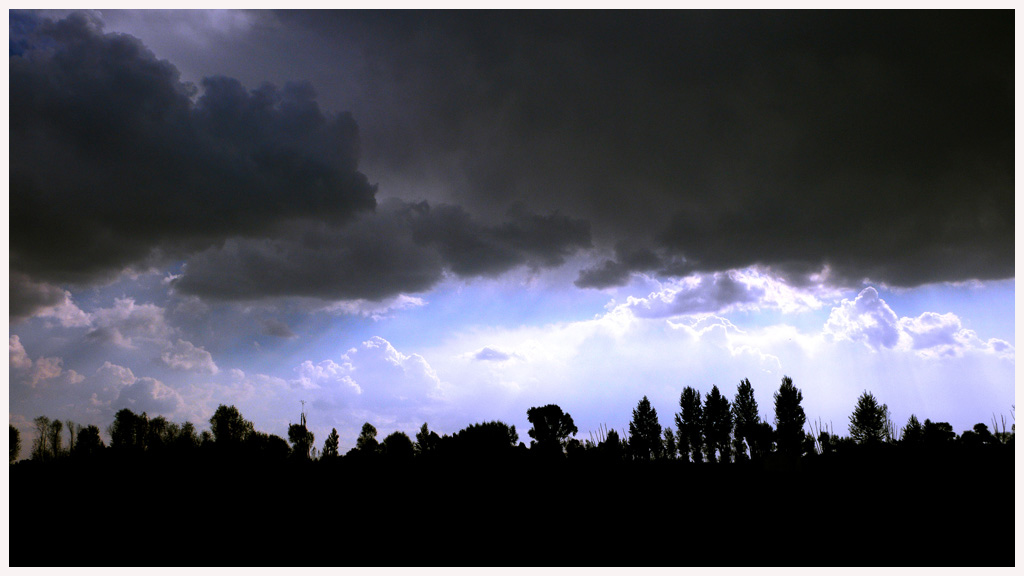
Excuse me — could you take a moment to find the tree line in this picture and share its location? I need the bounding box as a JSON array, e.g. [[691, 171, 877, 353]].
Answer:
[[10, 375, 1014, 468]]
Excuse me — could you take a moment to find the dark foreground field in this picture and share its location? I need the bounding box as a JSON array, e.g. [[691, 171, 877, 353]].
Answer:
[[9, 450, 1013, 567]]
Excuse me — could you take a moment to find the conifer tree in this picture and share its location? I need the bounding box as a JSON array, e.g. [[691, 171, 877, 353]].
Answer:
[[628, 396, 662, 461], [322, 428, 340, 458], [849, 390, 889, 445]]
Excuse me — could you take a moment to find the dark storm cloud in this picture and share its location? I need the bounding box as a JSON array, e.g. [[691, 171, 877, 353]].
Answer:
[[10, 11, 376, 288], [11, 9, 1013, 315], [9, 273, 68, 323], [9, 10, 599, 311], [276, 10, 1013, 288], [172, 198, 591, 301]]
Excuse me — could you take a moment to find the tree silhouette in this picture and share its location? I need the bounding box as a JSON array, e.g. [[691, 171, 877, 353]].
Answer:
[[451, 421, 519, 458], [322, 428, 340, 458], [702, 385, 732, 464], [599, 428, 625, 462], [210, 405, 254, 448], [146, 416, 170, 453], [47, 419, 63, 459], [245, 431, 292, 460], [662, 428, 677, 460], [900, 414, 924, 447], [10, 425, 20, 463], [923, 420, 956, 447], [960, 423, 997, 449], [32, 416, 51, 461], [355, 422, 380, 454], [381, 431, 415, 461], [748, 421, 775, 460], [526, 404, 578, 456], [74, 425, 104, 458], [628, 396, 662, 461], [65, 420, 79, 456], [849, 390, 889, 445], [732, 378, 759, 460], [773, 376, 807, 458], [675, 387, 703, 463], [174, 422, 200, 453], [415, 423, 440, 456], [287, 423, 314, 460]]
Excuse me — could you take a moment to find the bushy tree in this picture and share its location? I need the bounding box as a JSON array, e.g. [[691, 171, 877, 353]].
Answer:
[[174, 421, 200, 452], [210, 405, 254, 447], [702, 385, 732, 463], [74, 425, 105, 458], [960, 423, 997, 449], [628, 396, 662, 461], [526, 404, 578, 456], [245, 431, 291, 460], [355, 422, 380, 454], [381, 431, 415, 461], [451, 421, 519, 458], [287, 421, 314, 460], [598, 429, 625, 462], [923, 420, 956, 447], [773, 376, 807, 457], [848, 390, 890, 445], [675, 387, 703, 463]]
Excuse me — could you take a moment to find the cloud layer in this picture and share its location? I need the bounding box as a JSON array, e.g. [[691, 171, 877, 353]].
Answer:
[[277, 10, 1013, 289]]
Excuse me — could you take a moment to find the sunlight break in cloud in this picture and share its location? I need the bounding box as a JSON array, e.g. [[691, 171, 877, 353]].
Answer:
[[321, 294, 427, 320], [621, 268, 835, 319]]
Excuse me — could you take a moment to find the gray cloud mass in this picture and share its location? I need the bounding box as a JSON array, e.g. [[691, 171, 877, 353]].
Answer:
[[9, 10, 1013, 318]]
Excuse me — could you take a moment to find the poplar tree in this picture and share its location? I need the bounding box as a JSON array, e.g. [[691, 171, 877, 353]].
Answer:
[[773, 376, 807, 457], [702, 385, 732, 463], [675, 387, 703, 463], [732, 378, 760, 460]]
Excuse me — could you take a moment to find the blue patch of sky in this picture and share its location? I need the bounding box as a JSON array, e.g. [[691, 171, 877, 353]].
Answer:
[[876, 279, 1014, 345]]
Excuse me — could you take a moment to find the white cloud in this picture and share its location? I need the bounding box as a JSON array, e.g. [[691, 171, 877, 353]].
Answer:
[[355, 336, 442, 399], [825, 287, 1015, 360], [114, 376, 186, 416], [35, 292, 92, 328], [87, 297, 174, 348], [9, 336, 84, 389], [823, 287, 904, 350], [160, 339, 219, 374], [10, 335, 32, 370], [291, 358, 359, 393]]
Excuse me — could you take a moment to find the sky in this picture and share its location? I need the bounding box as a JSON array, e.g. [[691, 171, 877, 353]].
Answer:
[[7, 8, 1016, 454]]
